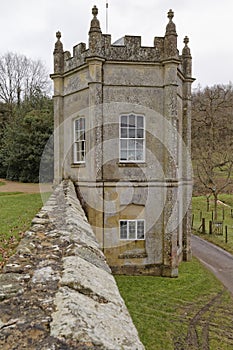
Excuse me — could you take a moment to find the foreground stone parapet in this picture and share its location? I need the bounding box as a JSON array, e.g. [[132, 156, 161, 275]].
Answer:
[[0, 180, 144, 349]]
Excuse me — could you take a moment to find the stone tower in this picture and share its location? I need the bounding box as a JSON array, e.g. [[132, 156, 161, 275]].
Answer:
[[50, 6, 195, 276]]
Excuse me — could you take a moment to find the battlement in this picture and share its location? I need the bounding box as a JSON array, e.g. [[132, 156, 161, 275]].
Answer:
[[52, 6, 192, 78], [60, 34, 164, 73]]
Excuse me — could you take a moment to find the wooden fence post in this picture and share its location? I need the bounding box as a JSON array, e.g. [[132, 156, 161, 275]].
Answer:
[[209, 221, 212, 235], [202, 218, 206, 234], [225, 226, 228, 243]]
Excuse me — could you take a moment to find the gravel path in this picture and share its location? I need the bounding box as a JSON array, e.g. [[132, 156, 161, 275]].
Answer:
[[192, 234, 233, 295]]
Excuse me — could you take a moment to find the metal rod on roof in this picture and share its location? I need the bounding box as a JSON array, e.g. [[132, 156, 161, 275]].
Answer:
[[106, 0, 109, 33]]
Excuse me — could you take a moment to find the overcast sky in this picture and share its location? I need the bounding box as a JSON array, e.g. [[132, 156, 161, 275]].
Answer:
[[0, 0, 233, 89]]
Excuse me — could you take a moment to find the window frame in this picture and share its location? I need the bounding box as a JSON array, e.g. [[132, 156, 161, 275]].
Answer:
[[119, 219, 145, 240], [73, 117, 86, 164], [119, 114, 145, 163]]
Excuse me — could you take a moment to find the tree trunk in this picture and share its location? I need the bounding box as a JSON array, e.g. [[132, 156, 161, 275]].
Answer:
[[206, 195, 210, 212]]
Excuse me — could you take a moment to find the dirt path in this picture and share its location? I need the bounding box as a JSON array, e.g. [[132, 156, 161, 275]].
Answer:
[[0, 179, 52, 194]]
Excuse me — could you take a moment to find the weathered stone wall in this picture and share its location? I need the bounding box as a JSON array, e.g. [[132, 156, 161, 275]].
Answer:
[[51, 6, 194, 276], [0, 180, 145, 349]]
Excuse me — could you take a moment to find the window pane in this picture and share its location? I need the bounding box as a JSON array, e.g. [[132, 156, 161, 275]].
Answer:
[[76, 142, 81, 152], [80, 118, 85, 130], [136, 140, 143, 160], [136, 140, 143, 150], [75, 119, 80, 130], [77, 149, 83, 162], [129, 128, 136, 138], [137, 116, 144, 128], [121, 115, 128, 127], [136, 150, 143, 161], [129, 139, 135, 150], [137, 128, 143, 138], [75, 131, 79, 141], [121, 127, 128, 138], [120, 139, 127, 150], [120, 150, 127, 161], [137, 221, 145, 239], [129, 221, 136, 239], [79, 131, 85, 140], [128, 150, 136, 160], [80, 152, 85, 161], [129, 114, 136, 127], [120, 221, 127, 239], [136, 140, 144, 160]]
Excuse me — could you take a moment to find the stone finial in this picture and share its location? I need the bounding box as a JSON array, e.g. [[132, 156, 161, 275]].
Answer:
[[167, 9, 174, 21], [53, 31, 64, 74], [56, 31, 61, 40], [164, 9, 177, 58], [184, 36, 189, 45], [54, 31, 63, 53], [92, 5, 98, 17], [182, 36, 191, 56], [89, 5, 102, 33], [165, 9, 177, 36], [182, 36, 192, 76]]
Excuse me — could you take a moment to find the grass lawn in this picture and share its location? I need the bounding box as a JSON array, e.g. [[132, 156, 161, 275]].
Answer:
[[0, 192, 44, 265], [192, 194, 233, 254], [116, 259, 233, 349]]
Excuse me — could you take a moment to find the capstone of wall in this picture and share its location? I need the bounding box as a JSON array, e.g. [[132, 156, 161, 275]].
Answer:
[[0, 180, 144, 349]]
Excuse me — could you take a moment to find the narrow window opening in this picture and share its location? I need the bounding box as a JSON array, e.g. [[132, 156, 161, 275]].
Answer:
[[73, 117, 86, 163]]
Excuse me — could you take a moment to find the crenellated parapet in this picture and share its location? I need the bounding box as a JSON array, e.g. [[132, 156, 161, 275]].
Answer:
[[52, 6, 192, 79]]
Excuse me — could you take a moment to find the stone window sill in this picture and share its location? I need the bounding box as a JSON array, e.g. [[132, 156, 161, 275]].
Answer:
[[118, 162, 147, 168], [71, 163, 86, 168]]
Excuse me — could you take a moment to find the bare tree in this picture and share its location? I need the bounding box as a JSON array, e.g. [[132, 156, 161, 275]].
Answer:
[[192, 84, 233, 219], [0, 52, 50, 109]]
